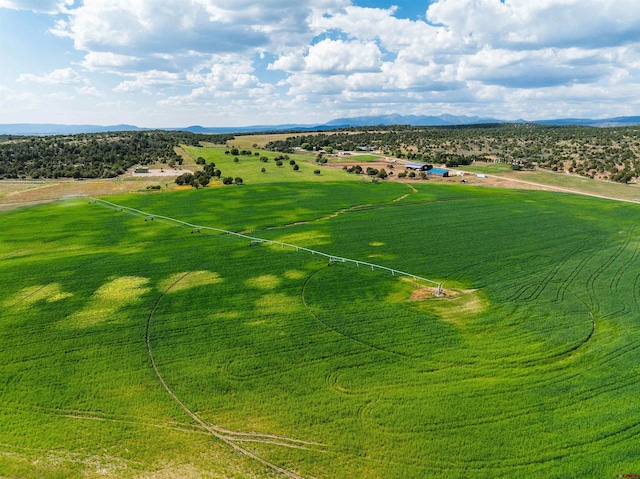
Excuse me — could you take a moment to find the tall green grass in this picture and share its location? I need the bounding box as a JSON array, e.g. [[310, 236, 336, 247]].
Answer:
[[1, 182, 638, 478]]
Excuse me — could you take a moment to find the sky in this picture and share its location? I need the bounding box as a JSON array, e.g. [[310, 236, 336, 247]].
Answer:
[[1, 0, 639, 127]]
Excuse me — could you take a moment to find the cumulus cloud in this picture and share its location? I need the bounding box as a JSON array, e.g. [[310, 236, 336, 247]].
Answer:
[[289, 39, 382, 75], [426, 0, 640, 50], [0, 0, 73, 13], [3, 0, 640, 124], [17, 67, 86, 85], [114, 71, 184, 93], [51, 0, 349, 68]]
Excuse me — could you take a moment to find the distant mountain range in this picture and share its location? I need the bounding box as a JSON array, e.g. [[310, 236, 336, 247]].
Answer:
[[2, 115, 640, 135]]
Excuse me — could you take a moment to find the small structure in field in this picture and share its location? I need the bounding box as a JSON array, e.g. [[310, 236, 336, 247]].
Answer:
[[134, 167, 149, 174]]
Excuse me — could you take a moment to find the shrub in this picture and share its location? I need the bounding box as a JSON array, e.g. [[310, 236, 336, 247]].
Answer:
[[261, 167, 266, 173], [222, 176, 234, 185], [293, 164, 299, 171], [195, 156, 205, 165], [234, 177, 243, 185], [314, 169, 321, 175]]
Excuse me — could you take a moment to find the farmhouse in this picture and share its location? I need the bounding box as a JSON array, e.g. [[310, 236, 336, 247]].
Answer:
[[405, 162, 433, 171]]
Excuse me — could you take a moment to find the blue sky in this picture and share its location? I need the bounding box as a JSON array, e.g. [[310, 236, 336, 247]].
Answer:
[[1, 0, 639, 127]]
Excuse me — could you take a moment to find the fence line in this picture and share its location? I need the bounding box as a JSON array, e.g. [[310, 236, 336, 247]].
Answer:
[[90, 197, 442, 289]]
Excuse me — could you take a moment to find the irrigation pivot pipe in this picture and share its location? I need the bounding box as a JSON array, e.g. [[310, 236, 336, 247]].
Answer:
[[90, 197, 442, 290]]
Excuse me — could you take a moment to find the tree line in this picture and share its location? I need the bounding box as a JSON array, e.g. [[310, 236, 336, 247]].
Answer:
[[0, 131, 234, 180], [265, 124, 640, 183]]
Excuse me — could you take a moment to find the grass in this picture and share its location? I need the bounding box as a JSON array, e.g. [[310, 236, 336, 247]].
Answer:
[[1, 181, 639, 478], [183, 145, 355, 184], [452, 162, 640, 202], [499, 168, 640, 201], [453, 162, 515, 174]]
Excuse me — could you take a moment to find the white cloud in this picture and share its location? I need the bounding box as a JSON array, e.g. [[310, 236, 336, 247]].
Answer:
[[113, 71, 183, 93], [17, 67, 86, 85], [302, 39, 382, 74], [76, 85, 102, 97], [52, 0, 350, 68], [426, 0, 640, 51], [3, 0, 640, 124], [0, 0, 73, 13]]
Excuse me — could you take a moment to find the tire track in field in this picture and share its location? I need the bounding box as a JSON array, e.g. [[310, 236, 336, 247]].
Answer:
[[301, 268, 409, 358], [146, 272, 315, 479], [584, 224, 636, 311], [1, 284, 49, 310], [634, 272, 640, 316], [609, 226, 640, 293], [505, 234, 594, 304]]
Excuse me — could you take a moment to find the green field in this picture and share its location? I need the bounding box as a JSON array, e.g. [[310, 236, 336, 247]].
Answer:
[[1, 180, 639, 478], [183, 146, 351, 185]]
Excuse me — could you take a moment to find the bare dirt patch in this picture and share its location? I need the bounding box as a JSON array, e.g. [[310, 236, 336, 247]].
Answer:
[[0, 177, 183, 210], [130, 168, 192, 177], [408, 286, 466, 300]]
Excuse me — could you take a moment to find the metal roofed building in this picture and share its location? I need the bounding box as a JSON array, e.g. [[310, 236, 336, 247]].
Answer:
[[427, 168, 450, 177], [405, 162, 433, 171]]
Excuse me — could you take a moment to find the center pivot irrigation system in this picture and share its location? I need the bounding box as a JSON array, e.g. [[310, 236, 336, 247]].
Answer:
[[89, 197, 444, 295]]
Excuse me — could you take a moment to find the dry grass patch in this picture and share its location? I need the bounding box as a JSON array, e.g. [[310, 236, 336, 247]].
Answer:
[[159, 271, 223, 293], [63, 276, 150, 328], [245, 274, 281, 290], [3, 283, 73, 309]]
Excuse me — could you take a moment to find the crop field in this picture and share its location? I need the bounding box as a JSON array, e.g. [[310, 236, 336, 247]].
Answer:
[[1, 179, 639, 478]]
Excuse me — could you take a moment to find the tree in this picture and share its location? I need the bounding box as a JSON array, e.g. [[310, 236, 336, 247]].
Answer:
[[293, 164, 299, 171], [289, 159, 296, 165], [194, 170, 211, 187], [234, 177, 243, 185], [196, 156, 205, 165], [222, 176, 234, 185], [261, 167, 266, 173], [203, 163, 216, 175], [377, 168, 388, 179], [301, 142, 312, 150], [175, 172, 194, 186], [314, 169, 321, 175]]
